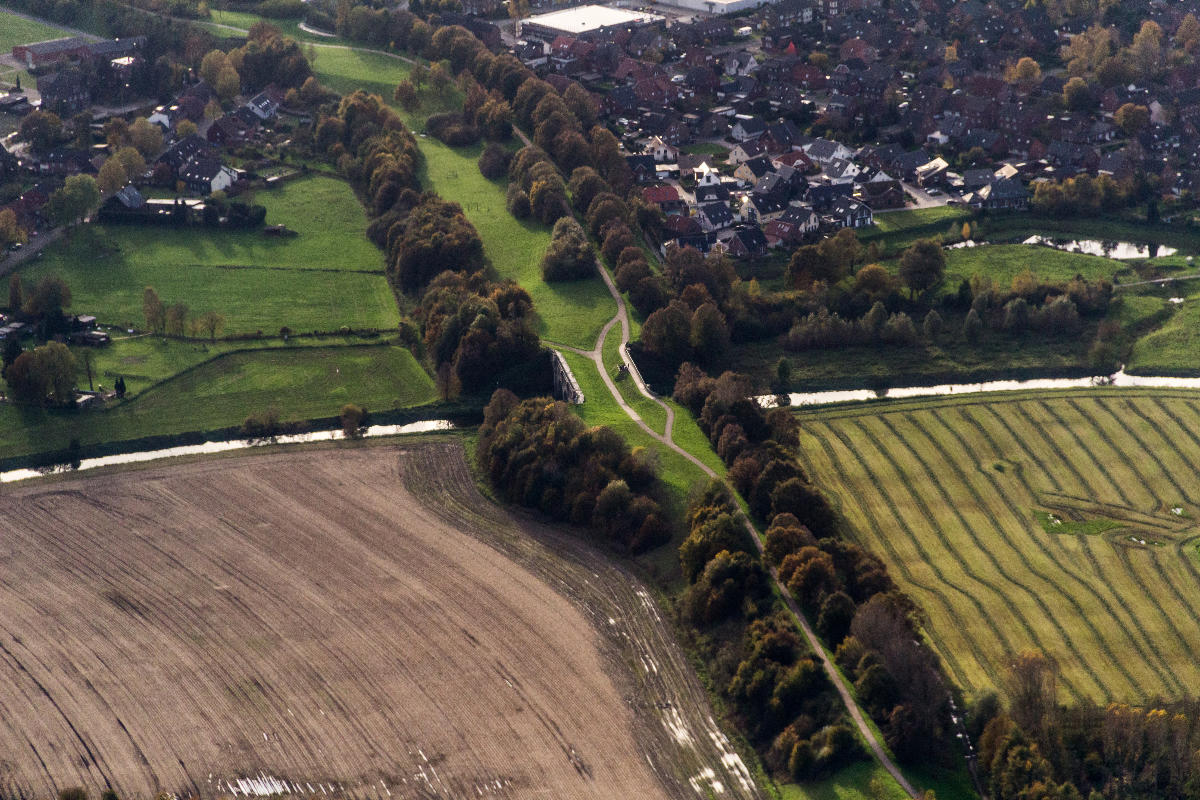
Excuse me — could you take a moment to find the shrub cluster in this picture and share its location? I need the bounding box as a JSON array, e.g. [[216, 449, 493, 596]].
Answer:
[[976, 685, 1200, 800], [418, 272, 539, 395], [540, 217, 596, 281], [425, 111, 479, 146], [476, 390, 670, 553]]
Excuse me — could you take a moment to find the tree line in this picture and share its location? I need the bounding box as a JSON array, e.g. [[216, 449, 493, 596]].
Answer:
[[970, 650, 1200, 800], [476, 389, 670, 553], [314, 90, 543, 395], [671, 364, 958, 776]]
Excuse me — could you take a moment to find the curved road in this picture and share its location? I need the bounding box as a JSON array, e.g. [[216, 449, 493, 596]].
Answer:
[[569, 263, 921, 799]]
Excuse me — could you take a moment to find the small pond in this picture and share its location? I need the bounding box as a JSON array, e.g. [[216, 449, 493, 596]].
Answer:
[[1021, 236, 1178, 259]]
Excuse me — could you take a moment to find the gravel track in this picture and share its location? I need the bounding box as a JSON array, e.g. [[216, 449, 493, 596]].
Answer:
[[0, 442, 759, 800]]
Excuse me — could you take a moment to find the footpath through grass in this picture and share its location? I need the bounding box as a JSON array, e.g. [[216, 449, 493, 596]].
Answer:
[[0, 344, 436, 463]]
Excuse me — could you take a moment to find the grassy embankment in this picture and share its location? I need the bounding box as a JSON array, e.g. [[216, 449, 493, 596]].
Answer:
[[796, 389, 1200, 704]]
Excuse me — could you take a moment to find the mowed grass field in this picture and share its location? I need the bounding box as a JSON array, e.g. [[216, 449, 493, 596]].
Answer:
[[795, 390, 1200, 704], [17, 176, 399, 334], [941, 244, 1126, 287], [0, 442, 761, 800], [0, 344, 435, 462], [0, 6, 77, 51]]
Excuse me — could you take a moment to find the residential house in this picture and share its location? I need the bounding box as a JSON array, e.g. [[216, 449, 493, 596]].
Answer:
[[245, 91, 280, 121], [764, 204, 821, 247], [207, 114, 251, 146], [731, 116, 767, 142], [824, 157, 861, 184], [914, 156, 950, 186], [642, 184, 684, 213], [803, 137, 855, 165], [694, 161, 722, 187], [746, 191, 789, 221], [729, 140, 768, 164], [179, 158, 237, 195], [826, 196, 874, 228], [734, 155, 776, 185], [644, 135, 679, 163], [37, 148, 93, 176], [726, 225, 769, 259], [725, 51, 758, 76], [805, 181, 854, 210], [625, 154, 657, 183], [36, 70, 90, 115], [697, 201, 734, 231], [964, 177, 1028, 210]]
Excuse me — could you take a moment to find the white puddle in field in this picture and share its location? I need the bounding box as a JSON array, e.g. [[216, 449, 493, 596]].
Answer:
[[0, 420, 454, 484], [761, 368, 1200, 408]]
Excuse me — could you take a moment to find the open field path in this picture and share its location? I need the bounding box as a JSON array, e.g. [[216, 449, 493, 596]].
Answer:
[[550, 256, 922, 798], [0, 443, 766, 800]]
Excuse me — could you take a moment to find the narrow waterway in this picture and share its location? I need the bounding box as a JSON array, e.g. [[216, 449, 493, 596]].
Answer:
[[0, 420, 454, 484], [763, 368, 1200, 408]]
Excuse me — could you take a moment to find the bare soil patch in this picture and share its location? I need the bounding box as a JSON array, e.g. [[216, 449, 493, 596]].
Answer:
[[0, 441, 759, 800]]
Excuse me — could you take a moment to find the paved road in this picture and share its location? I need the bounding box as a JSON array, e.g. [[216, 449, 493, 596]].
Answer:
[[0, 227, 64, 280]]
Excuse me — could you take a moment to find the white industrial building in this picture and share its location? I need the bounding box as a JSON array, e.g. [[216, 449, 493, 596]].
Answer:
[[518, 5, 664, 41]]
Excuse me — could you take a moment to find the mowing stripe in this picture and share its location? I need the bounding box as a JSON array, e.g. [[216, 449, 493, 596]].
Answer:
[[1035, 401, 1137, 509], [846, 416, 1079, 697], [1106, 399, 1197, 513], [885, 411, 1128, 701], [1107, 541, 1200, 683], [922, 409, 1179, 700], [803, 424, 977, 689], [814, 421, 1006, 691], [1064, 398, 1158, 511], [1010, 403, 1109, 505], [949, 406, 1175, 683], [974, 405, 1065, 493]]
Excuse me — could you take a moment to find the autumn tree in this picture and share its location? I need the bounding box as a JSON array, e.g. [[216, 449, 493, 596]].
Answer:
[[1004, 56, 1042, 87], [46, 175, 100, 228], [898, 238, 945, 297], [0, 209, 26, 249], [128, 117, 164, 159], [5, 342, 76, 406], [1114, 102, 1150, 136], [197, 310, 224, 342], [18, 110, 63, 153], [143, 287, 165, 334], [393, 80, 418, 110]]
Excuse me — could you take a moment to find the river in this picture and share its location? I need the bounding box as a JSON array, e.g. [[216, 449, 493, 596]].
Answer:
[[0, 420, 454, 484], [762, 369, 1200, 408]]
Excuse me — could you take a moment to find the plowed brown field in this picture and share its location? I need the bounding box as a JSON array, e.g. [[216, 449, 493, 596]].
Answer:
[[0, 441, 760, 800]]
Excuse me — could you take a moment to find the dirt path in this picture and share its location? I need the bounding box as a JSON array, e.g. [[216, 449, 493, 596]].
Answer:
[[563, 262, 922, 799], [0, 443, 760, 800]]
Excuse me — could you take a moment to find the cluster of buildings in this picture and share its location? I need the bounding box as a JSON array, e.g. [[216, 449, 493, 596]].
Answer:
[[9, 36, 147, 115], [509, 0, 1200, 258]]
